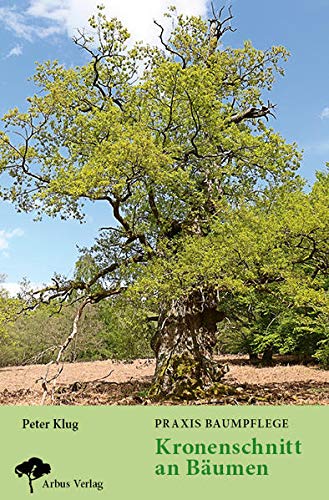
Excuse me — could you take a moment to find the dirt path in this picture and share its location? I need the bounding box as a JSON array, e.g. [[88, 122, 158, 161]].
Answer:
[[0, 357, 328, 405]]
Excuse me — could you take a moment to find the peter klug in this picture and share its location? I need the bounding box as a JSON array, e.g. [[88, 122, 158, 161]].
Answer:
[[21, 418, 79, 431]]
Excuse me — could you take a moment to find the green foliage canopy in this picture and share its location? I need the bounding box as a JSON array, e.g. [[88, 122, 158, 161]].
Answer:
[[0, 8, 300, 300]]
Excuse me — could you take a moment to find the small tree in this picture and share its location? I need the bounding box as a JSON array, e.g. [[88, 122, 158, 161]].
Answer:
[[15, 457, 51, 494], [0, 6, 303, 398]]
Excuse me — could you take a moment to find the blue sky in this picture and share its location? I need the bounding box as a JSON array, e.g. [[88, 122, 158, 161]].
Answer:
[[0, 0, 329, 293]]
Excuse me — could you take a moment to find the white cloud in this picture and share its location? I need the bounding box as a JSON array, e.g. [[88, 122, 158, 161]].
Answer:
[[0, 281, 45, 297], [0, 7, 35, 41], [2, 1, 209, 45], [0, 6, 62, 41], [0, 282, 21, 297], [5, 44, 23, 58], [0, 228, 24, 252], [320, 107, 329, 119]]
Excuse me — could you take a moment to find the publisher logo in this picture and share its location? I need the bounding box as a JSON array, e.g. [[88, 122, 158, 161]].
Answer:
[[15, 457, 51, 494]]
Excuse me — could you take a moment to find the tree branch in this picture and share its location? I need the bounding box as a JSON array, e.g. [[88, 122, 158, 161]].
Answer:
[[40, 297, 90, 404], [229, 101, 276, 124], [209, 4, 236, 56], [154, 20, 187, 68]]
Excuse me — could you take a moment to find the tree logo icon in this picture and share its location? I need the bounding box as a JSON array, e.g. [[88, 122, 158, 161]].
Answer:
[[15, 457, 51, 494]]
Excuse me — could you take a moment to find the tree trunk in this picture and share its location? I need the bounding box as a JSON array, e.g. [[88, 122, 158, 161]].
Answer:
[[249, 352, 259, 364], [28, 476, 34, 494], [150, 290, 227, 399], [262, 347, 273, 365]]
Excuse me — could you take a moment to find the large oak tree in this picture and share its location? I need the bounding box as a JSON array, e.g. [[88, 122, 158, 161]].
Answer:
[[0, 6, 310, 398]]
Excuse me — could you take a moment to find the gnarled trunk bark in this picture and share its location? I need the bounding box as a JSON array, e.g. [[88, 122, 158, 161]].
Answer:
[[150, 290, 227, 399]]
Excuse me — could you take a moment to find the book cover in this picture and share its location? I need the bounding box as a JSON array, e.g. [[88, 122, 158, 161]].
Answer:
[[0, 1, 327, 498]]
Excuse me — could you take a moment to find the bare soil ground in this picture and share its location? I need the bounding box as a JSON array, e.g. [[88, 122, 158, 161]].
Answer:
[[0, 355, 328, 405]]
